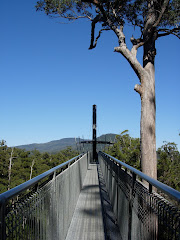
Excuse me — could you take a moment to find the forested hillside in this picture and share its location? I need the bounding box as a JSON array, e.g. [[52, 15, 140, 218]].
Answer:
[[15, 134, 116, 153], [15, 138, 84, 153]]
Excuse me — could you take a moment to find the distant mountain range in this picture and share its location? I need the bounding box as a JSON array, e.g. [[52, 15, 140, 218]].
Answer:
[[16, 134, 117, 153]]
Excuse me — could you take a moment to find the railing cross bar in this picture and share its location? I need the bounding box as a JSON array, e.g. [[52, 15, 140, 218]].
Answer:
[[0, 154, 83, 202]]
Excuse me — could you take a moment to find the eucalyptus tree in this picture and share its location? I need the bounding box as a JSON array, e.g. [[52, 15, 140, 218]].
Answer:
[[157, 142, 180, 190], [36, 0, 180, 179], [107, 130, 141, 170]]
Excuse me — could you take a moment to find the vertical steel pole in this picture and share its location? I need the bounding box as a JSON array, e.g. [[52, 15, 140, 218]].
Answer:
[[92, 105, 97, 162]]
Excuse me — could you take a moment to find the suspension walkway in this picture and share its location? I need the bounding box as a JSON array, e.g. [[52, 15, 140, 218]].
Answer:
[[66, 163, 121, 240], [66, 163, 105, 240], [0, 152, 180, 240]]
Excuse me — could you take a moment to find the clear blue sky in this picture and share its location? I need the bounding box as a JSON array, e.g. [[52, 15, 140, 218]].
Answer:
[[1, 0, 180, 150]]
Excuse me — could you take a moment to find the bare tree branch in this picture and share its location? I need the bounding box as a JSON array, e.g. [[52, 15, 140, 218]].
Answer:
[[8, 148, 17, 190], [48, 12, 91, 20], [130, 36, 144, 57], [89, 15, 101, 49], [89, 28, 110, 49], [30, 159, 35, 180], [114, 27, 145, 82], [8, 148, 14, 190], [134, 84, 143, 95], [157, 27, 180, 39], [153, 0, 170, 28]]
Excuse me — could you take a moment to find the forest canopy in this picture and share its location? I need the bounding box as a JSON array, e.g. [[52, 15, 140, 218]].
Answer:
[[105, 131, 180, 192], [0, 141, 78, 194], [0, 133, 179, 194]]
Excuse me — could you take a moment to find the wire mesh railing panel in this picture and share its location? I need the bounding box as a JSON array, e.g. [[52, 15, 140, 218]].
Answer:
[[98, 152, 180, 240], [5, 181, 52, 240], [0, 153, 89, 240]]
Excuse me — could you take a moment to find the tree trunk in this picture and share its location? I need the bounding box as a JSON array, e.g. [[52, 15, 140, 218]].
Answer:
[[113, 9, 158, 180], [8, 148, 14, 190], [30, 159, 35, 180], [140, 37, 157, 180]]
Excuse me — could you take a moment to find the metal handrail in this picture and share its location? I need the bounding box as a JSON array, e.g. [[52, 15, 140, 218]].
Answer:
[[99, 151, 180, 203], [0, 153, 84, 203]]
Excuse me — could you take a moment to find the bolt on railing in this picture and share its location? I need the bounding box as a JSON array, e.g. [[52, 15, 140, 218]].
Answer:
[[98, 151, 180, 240]]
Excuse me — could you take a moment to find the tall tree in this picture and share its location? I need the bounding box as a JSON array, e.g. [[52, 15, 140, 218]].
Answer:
[[0, 141, 9, 193], [36, 0, 180, 179], [157, 142, 180, 191], [106, 130, 141, 169], [8, 148, 16, 190]]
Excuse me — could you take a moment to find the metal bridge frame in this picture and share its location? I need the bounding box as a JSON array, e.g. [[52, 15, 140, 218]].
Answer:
[[0, 153, 88, 240], [0, 151, 180, 240], [99, 151, 180, 240]]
